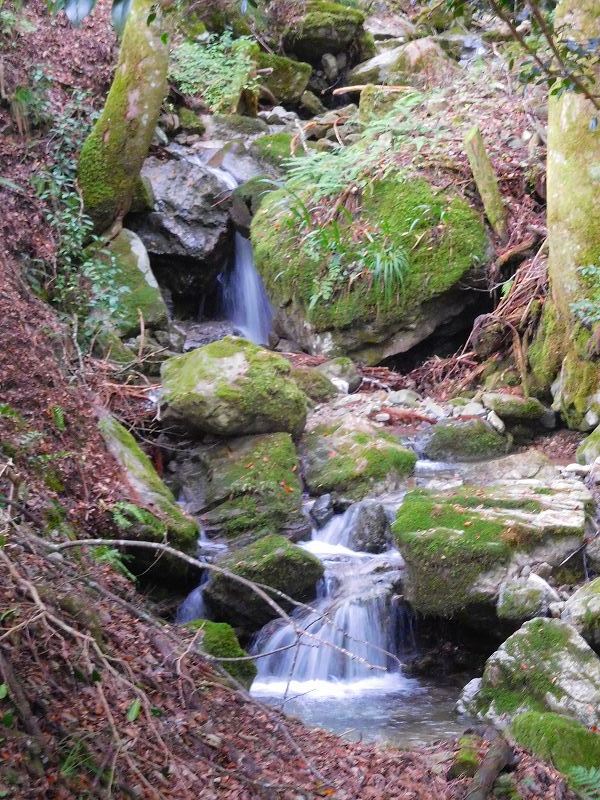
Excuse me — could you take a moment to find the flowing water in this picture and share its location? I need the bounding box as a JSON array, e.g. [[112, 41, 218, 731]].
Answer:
[[250, 498, 472, 747], [221, 232, 273, 345]]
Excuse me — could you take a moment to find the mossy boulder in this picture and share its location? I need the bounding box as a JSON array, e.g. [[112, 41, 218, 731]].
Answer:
[[510, 711, 600, 774], [252, 174, 488, 364], [423, 419, 511, 462], [315, 357, 362, 393], [186, 619, 256, 688], [301, 417, 416, 500], [177, 106, 206, 134], [460, 618, 600, 728], [283, 1, 366, 63], [161, 337, 307, 437], [290, 366, 338, 404], [576, 424, 600, 465], [393, 483, 590, 623], [256, 52, 312, 104], [348, 38, 453, 88], [203, 534, 324, 632], [561, 579, 600, 650], [91, 229, 168, 339], [78, 0, 168, 233], [482, 393, 550, 424], [169, 433, 308, 544], [98, 414, 197, 552], [250, 132, 315, 168]]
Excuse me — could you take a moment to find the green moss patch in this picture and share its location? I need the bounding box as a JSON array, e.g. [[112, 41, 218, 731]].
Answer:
[[423, 419, 510, 462], [256, 52, 312, 104], [186, 619, 257, 688], [510, 712, 600, 774], [302, 422, 416, 499], [291, 366, 338, 404]]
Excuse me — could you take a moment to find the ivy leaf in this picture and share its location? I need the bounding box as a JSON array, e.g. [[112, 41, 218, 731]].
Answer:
[[126, 698, 141, 722]]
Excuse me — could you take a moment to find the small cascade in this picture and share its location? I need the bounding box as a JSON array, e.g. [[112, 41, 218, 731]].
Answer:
[[251, 505, 415, 697], [221, 232, 273, 345]]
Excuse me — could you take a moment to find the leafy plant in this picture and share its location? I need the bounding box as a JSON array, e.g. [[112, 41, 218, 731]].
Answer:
[[111, 501, 166, 537], [50, 404, 67, 432], [170, 31, 259, 113], [568, 766, 600, 800], [92, 546, 136, 581], [31, 90, 128, 339]]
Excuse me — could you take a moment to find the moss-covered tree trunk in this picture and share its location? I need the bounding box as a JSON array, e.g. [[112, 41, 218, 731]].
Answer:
[[78, 0, 169, 234], [529, 0, 600, 430]]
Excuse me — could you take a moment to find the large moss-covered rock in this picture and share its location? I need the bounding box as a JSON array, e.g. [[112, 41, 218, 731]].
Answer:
[[252, 175, 488, 364], [290, 366, 338, 404], [510, 711, 600, 774], [283, 1, 366, 62], [482, 393, 551, 424], [169, 433, 308, 544], [561, 579, 600, 650], [186, 619, 257, 688], [393, 483, 590, 624], [92, 229, 168, 338], [460, 618, 600, 728], [78, 0, 168, 232], [98, 414, 197, 551], [423, 419, 511, 462], [256, 52, 312, 104], [301, 417, 416, 500], [203, 534, 324, 632], [542, 1, 600, 430], [127, 157, 232, 312], [161, 337, 307, 437]]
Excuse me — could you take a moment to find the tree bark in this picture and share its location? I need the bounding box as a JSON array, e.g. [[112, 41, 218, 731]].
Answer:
[[78, 0, 169, 234]]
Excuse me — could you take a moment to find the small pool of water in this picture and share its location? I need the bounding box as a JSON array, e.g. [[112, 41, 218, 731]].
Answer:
[[253, 673, 473, 748]]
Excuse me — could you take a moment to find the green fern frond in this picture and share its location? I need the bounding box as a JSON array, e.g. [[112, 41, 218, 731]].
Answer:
[[568, 766, 600, 800]]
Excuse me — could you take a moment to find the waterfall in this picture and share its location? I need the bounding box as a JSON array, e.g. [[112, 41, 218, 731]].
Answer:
[[221, 232, 273, 345], [251, 505, 416, 698]]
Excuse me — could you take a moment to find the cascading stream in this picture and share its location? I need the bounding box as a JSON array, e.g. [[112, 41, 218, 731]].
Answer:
[[251, 503, 416, 697], [221, 232, 273, 345]]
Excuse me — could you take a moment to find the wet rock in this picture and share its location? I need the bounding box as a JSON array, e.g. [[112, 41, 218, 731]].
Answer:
[[576, 423, 600, 465], [290, 366, 338, 405], [181, 321, 239, 351], [161, 336, 307, 437], [423, 419, 510, 462], [459, 618, 600, 728], [347, 501, 391, 554], [127, 157, 232, 310], [561, 578, 600, 649], [203, 534, 324, 632], [310, 494, 334, 529], [300, 90, 327, 116]]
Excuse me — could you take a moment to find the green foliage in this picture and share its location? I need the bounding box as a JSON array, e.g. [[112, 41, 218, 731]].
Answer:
[[569, 767, 600, 800], [31, 90, 128, 339], [91, 545, 136, 581], [170, 31, 258, 113], [111, 500, 166, 537], [50, 404, 67, 432]]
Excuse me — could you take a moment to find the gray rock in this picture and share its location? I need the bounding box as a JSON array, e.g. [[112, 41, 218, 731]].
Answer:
[[364, 12, 416, 41], [561, 579, 600, 649], [316, 357, 362, 393], [496, 575, 560, 623], [587, 536, 600, 573], [347, 501, 392, 554], [487, 410, 506, 433], [321, 53, 339, 82], [181, 321, 239, 352], [310, 494, 334, 529], [388, 389, 422, 407], [459, 618, 600, 729], [128, 157, 232, 307]]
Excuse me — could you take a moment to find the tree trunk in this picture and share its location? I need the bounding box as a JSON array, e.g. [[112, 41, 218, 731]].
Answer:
[[529, 0, 600, 430], [78, 0, 168, 234]]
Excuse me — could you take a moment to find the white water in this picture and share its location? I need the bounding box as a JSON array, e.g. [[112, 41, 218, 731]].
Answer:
[[251, 504, 415, 698], [221, 232, 273, 345]]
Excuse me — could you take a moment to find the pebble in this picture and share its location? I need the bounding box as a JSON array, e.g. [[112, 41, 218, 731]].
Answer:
[[549, 601, 565, 618], [374, 413, 391, 423], [387, 389, 422, 407], [487, 410, 505, 433], [461, 401, 486, 416]]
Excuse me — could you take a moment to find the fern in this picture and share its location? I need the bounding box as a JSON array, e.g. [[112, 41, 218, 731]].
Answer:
[[50, 405, 66, 432], [92, 546, 136, 582], [111, 501, 166, 536], [569, 767, 600, 800]]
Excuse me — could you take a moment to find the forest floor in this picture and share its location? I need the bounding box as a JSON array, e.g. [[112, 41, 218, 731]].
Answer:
[[0, 2, 583, 797]]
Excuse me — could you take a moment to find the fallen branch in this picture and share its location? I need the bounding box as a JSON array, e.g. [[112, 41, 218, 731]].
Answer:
[[463, 736, 513, 800], [332, 84, 412, 95]]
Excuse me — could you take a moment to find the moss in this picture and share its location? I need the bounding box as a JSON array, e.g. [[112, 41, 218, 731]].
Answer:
[[528, 299, 566, 392], [177, 106, 206, 134], [357, 29, 377, 60], [284, 1, 365, 62], [204, 534, 324, 629], [78, 0, 168, 232], [232, 175, 278, 217], [202, 433, 303, 540], [448, 736, 481, 779], [424, 419, 510, 462], [129, 175, 155, 213], [497, 583, 546, 621], [251, 133, 312, 167], [98, 414, 197, 550], [161, 336, 307, 437], [256, 52, 312, 104], [392, 490, 569, 616], [577, 423, 600, 464], [186, 619, 257, 688], [556, 343, 600, 430], [252, 175, 487, 335], [510, 712, 600, 773], [303, 423, 417, 498], [214, 112, 268, 136], [291, 366, 338, 403], [483, 394, 546, 421]]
